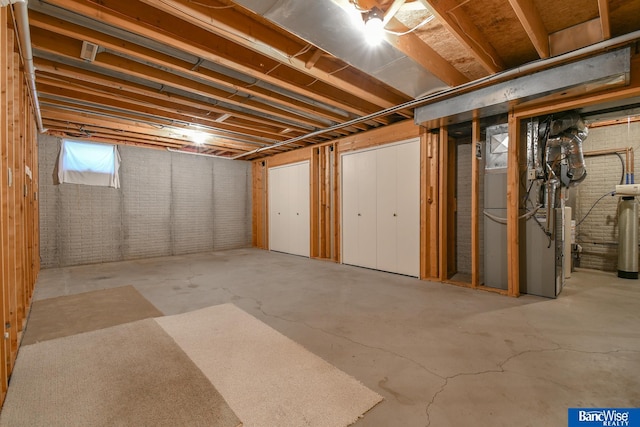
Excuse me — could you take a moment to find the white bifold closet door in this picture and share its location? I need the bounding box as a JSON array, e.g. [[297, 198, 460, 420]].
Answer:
[[341, 139, 420, 276], [268, 161, 310, 257], [342, 149, 377, 269]]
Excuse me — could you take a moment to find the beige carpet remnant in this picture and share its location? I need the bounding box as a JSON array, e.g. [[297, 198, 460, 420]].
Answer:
[[0, 319, 241, 427], [21, 285, 164, 345], [156, 303, 383, 427]]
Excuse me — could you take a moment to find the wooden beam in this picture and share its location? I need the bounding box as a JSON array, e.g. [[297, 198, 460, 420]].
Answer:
[[420, 127, 429, 279], [139, 0, 406, 109], [321, 146, 332, 259], [438, 126, 448, 280], [506, 112, 520, 297], [42, 0, 401, 118], [305, 49, 324, 70], [383, 0, 408, 25], [37, 75, 301, 141], [1, 10, 11, 397], [252, 160, 267, 249], [428, 130, 440, 279], [311, 147, 320, 258], [419, 0, 506, 73], [598, 0, 611, 40], [14, 51, 25, 332], [471, 115, 480, 288], [40, 106, 257, 150], [36, 81, 284, 146], [508, 0, 550, 58], [386, 20, 470, 87], [357, 0, 469, 87], [34, 60, 317, 138], [29, 11, 356, 127], [30, 29, 334, 131], [336, 120, 420, 153]]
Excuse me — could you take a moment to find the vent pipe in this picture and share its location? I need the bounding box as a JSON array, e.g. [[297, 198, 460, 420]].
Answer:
[[3, 0, 46, 132]]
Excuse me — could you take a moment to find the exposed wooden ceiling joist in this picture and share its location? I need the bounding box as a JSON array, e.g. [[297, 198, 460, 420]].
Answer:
[[419, 0, 506, 73], [508, 0, 550, 58], [21, 0, 640, 158]]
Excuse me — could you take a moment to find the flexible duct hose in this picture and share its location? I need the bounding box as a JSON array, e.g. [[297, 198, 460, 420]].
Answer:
[[545, 112, 588, 187]]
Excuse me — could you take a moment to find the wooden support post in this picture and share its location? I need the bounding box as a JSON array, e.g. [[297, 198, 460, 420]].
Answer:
[[420, 127, 429, 279], [319, 146, 332, 259], [333, 144, 341, 262], [310, 148, 320, 258], [438, 126, 448, 281], [471, 115, 480, 288], [14, 51, 25, 332], [447, 136, 457, 278], [0, 6, 9, 401], [6, 40, 18, 369], [506, 113, 521, 297], [427, 131, 440, 279], [251, 160, 267, 249], [0, 13, 43, 398]]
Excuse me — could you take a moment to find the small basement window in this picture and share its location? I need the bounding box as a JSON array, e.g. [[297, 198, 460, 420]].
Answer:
[[58, 140, 121, 188]]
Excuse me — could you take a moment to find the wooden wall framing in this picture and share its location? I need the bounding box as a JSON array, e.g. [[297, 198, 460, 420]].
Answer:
[[252, 121, 421, 265], [252, 51, 640, 298], [0, 7, 41, 404]]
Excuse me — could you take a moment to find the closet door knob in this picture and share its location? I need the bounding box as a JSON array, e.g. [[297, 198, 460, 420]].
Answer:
[[358, 213, 361, 216], [393, 213, 397, 217]]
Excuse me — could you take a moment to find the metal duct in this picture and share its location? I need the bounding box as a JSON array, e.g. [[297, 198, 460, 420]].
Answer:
[[415, 47, 631, 125], [231, 0, 448, 98], [545, 112, 588, 187]]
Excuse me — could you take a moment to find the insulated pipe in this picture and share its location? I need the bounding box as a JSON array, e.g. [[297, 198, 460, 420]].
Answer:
[[7, 0, 46, 132], [233, 29, 640, 160]]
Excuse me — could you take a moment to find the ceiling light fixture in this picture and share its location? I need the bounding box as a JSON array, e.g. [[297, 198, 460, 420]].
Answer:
[[185, 127, 208, 145], [363, 7, 385, 46]]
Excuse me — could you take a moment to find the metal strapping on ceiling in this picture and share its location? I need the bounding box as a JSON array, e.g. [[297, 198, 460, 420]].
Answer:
[[415, 47, 632, 126]]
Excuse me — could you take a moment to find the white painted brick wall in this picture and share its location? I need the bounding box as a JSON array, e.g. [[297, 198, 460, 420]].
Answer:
[[171, 154, 215, 255], [213, 158, 252, 250], [38, 136, 252, 268], [455, 140, 483, 281], [38, 135, 61, 267], [120, 146, 172, 259], [575, 121, 640, 271], [456, 142, 472, 274]]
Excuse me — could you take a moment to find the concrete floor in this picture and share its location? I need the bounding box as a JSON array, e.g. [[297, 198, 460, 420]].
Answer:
[[31, 248, 640, 426]]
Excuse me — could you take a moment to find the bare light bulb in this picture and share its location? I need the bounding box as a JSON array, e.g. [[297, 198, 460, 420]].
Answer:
[[364, 8, 384, 46]]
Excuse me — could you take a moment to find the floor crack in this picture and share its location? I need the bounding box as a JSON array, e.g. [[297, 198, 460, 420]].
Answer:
[[220, 287, 445, 382], [219, 287, 639, 427]]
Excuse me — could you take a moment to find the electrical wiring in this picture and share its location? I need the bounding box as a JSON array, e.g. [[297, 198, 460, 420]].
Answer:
[[384, 15, 435, 36], [575, 191, 616, 227]]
